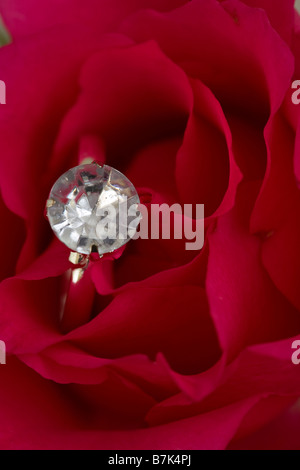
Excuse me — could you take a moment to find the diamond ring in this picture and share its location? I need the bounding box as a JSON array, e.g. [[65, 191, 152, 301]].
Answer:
[[45, 161, 141, 330], [46, 161, 141, 261]]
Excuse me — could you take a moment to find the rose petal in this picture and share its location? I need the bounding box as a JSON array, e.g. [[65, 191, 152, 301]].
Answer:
[[53, 40, 193, 172], [0, 194, 25, 281], [229, 400, 300, 450], [206, 182, 300, 359], [0, 27, 127, 222], [121, 0, 293, 118], [145, 337, 300, 428], [176, 78, 242, 217], [239, 0, 295, 45], [0, 277, 62, 353], [228, 395, 295, 447], [66, 284, 221, 376], [0, 362, 259, 450], [0, 0, 189, 38], [127, 137, 182, 204], [251, 113, 300, 311], [0, 357, 82, 448]]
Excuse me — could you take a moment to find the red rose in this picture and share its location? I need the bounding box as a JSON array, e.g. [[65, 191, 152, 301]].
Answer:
[[0, 0, 300, 450]]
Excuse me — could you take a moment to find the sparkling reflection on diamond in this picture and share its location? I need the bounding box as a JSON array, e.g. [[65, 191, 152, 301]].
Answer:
[[47, 163, 141, 255]]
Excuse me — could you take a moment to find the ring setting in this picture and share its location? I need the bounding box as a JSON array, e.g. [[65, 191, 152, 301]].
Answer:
[[46, 162, 141, 263]]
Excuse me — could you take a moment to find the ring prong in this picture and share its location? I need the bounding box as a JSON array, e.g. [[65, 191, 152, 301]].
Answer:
[[46, 199, 55, 208], [80, 157, 94, 165], [69, 251, 89, 267]]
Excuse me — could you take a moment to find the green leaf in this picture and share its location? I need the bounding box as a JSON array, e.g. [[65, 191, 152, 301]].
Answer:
[[0, 17, 11, 47]]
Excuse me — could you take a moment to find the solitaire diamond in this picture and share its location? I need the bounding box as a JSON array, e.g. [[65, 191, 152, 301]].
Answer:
[[47, 163, 141, 255]]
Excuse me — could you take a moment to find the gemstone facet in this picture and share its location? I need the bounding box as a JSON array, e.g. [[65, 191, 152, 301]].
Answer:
[[47, 163, 141, 255]]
